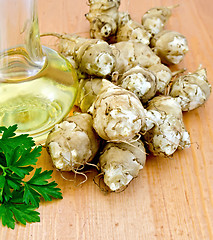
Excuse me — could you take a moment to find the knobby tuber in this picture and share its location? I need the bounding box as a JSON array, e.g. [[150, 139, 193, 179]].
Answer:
[[73, 38, 115, 77], [141, 5, 176, 35], [169, 67, 211, 111], [99, 139, 146, 191], [151, 30, 189, 65], [117, 11, 131, 27], [116, 19, 151, 45], [143, 96, 191, 156], [116, 66, 157, 103], [46, 113, 100, 172], [89, 79, 146, 141], [85, 0, 121, 41], [148, 63, 172, 94], [110, 40, 161, 74], [41, 33, 115, 77]]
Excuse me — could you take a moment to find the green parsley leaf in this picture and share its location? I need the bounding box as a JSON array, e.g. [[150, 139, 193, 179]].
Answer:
[[8, 203, 40, 226], [0, 177, 13, 202], [24, 168, 63, 207], [8, 145, 42, 179], [0, 125, 17, 139], [0, 125, 35, 159], [0, 125, 63, 229], [0, 203, 16, 229], [10, 190, 24, 203], [0, 202, 40, 229], [23, 184, 41, 207], [6, 174, 22, 191]]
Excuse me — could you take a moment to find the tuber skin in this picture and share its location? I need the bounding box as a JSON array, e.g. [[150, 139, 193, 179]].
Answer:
[[116, 65, 157, 103], [46, 113, 101, 172], [141, 6, 175, 35], [89, 79, 146, 141], [73, 38, 115, 77], [41, 33, 80, 59], [85, 0, 121, 41], [99, 139, 146, 191], [117, 11, 131, 27], [110, 40, 161, 74], [56, 33, 82, 58], [148, 63, 172, 94], [41, 33, 115, 77], [142, 96, 190, 156], [169, 67, 212, 111], [116, 19, 151, 45], [151, 30, 189, 65]]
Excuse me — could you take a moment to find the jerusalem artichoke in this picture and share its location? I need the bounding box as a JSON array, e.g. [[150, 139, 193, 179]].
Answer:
[[117, 11, 131, 27], [148, 63, 172, 94], [42, 33, 115, 77], [85, 0, 120, 41], [110, 40, 161, 74], [169, 67, 211, 111], [151, 30, 189, 65], [73, 38, 115, 77], [89, 79, 146, 141], [46, 113, 100, 172], [116, 19, 151, 45], [99, 139, 146, 191], [143, 96, 190, 156], [142, 6, 174, 35], [116, 66, 157, 103]]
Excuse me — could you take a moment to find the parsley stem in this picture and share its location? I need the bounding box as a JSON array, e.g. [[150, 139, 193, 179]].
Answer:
[[0, 164, 7, 176]]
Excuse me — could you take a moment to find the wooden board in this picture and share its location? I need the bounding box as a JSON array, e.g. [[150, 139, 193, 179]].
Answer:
[[1, 0, 213, 239]]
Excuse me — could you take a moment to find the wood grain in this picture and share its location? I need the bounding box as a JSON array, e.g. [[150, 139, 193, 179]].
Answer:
[[1, 0, 213, 239]]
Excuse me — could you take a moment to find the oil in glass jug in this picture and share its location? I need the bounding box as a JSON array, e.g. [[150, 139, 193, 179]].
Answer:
[[0, 0, 78, 142]]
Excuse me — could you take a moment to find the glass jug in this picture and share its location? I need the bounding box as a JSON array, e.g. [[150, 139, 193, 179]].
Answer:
[[0, 0, 78, 142]]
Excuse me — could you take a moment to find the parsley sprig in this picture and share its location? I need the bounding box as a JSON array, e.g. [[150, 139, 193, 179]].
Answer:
[[0, 125, 63, 229]]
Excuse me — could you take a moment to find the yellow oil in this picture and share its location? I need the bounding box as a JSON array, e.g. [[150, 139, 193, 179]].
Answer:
[[0, 46, 78, 141]]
